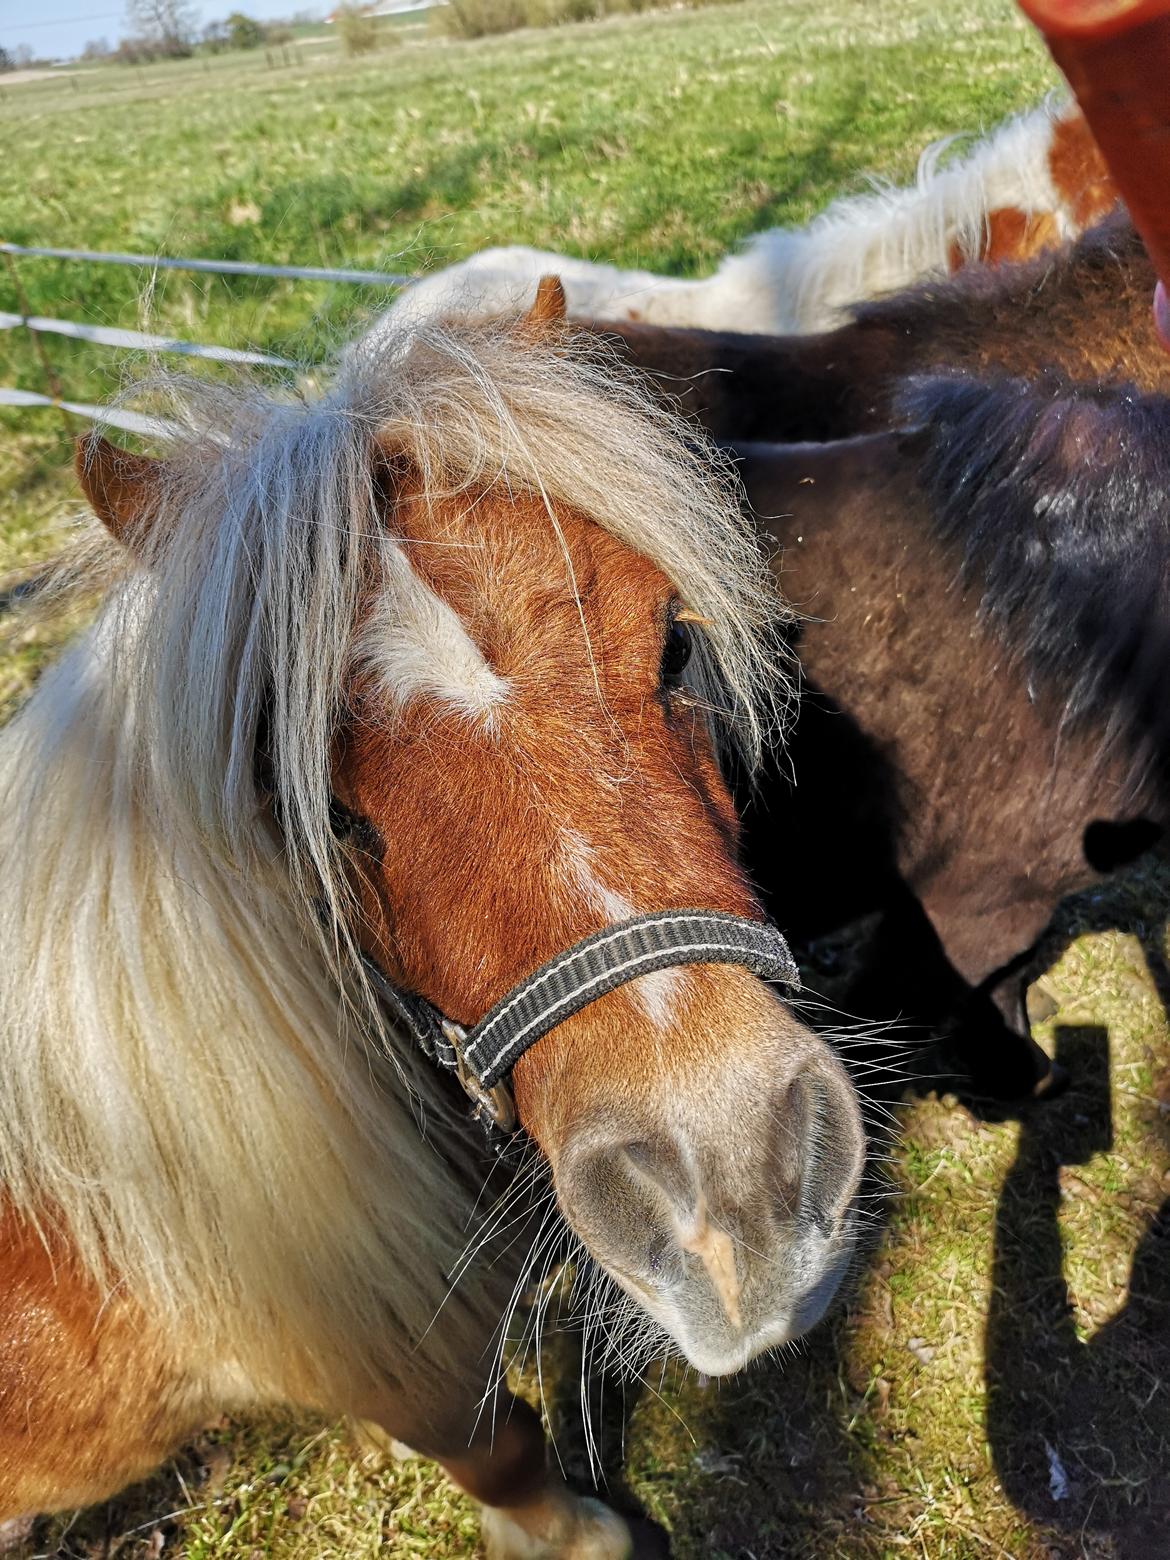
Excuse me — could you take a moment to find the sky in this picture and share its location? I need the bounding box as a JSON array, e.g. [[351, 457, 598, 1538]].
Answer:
[[0, 0, 322, 62]]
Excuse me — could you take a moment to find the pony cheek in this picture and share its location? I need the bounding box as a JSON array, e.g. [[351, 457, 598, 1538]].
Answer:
[[508, 1003, 651, 1165], [508, 1044, 563, 1156], [509, 1027, 615, 1163]]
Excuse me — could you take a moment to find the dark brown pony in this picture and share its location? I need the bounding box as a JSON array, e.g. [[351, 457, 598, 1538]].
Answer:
[[567, 212, 1167, 1092], [734, 372, 1170, 1093], [595, 213, 1168, 444]]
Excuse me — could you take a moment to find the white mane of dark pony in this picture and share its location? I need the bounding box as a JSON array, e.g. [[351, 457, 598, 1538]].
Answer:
[[367, 97, 1096, 341]]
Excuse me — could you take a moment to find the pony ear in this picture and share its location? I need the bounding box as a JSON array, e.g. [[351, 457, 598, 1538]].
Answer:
[[74, 434, 165, 550], [521, 275, 568, 335]]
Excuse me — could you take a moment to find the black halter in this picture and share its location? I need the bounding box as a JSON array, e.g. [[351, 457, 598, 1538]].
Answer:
[[362, 909, 801, 1133]]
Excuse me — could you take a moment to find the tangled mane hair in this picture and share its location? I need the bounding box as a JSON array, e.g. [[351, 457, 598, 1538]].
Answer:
[[745, 96, 1082, 333], [898, 371, 1170, 778], [0, 313, 784, 1405]]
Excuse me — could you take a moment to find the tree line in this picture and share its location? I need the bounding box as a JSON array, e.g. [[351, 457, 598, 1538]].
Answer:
[[85, 1, 316, 65]]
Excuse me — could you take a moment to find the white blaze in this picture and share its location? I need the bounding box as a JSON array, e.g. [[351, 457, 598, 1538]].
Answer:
[[561, 830, 682, 1029], [354, 543, 509, 723]]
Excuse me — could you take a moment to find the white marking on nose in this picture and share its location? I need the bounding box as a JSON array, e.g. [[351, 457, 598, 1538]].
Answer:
[[354, 543, 509, 724], [678, 1199, 742, 1330], [561, 830, 683, 1028]]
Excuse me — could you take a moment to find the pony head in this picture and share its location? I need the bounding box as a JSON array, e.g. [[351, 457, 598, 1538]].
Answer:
[[73, 290, 866, 1378]]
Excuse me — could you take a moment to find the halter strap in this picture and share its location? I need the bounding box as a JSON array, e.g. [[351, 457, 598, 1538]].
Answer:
[[363, 909, 800, 1132]]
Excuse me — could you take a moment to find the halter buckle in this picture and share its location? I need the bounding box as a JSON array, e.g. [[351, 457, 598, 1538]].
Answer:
[[444, 1019, 517, 1133]]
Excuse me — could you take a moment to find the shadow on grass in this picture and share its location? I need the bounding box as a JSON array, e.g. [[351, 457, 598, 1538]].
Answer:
[[544, 1310, 900, 1559], [985, 1024, 1170, 1558]]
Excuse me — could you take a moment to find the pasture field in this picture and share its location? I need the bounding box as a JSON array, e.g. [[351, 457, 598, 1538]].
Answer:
[[4, 2, 1170, 1557]]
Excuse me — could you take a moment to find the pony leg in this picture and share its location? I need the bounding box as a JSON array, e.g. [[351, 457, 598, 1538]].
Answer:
[[914, 888, 1066, 1098], [355, 1386, 634, 1560], [442, 1403, 633, 1560]]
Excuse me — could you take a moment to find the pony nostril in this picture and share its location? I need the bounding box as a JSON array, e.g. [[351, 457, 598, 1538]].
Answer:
[[789, 1061, 867, 1232], [767, 1070, 812, 1219], [647, 1231, 682, 1284], [621, 1135, 695, 1215], [557, 1132, 695, 1286]]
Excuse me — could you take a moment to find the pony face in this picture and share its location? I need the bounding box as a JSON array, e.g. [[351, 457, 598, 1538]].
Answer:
[[331, 474, 866, 1376], [72, 307, 865, 1379]]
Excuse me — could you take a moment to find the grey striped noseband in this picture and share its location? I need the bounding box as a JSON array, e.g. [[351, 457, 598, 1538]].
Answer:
[[363, 909, 801, 1133]]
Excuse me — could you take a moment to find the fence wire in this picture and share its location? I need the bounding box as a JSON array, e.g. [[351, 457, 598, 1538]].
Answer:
[[0, 240, 413, 436], [0, 241, 413, 288]]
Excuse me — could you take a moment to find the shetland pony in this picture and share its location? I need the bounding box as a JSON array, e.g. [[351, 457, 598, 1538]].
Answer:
[[734, 373, 1170, 1093], [584, 211, 1168, 445], [371, 99, 1114, 340], [0, 295, 867, 1557]]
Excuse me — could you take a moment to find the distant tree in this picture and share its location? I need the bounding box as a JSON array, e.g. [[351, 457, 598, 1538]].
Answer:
[[125, 0, 198, 56], [226, 11, 268, 48], [81, 37, 113, 59], [201, 18, 230, 49], [334, 3, 380, 54], [12, 43, 35, 67], [0, 46, 12, 73]]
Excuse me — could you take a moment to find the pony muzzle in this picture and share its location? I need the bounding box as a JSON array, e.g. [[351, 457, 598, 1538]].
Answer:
[[551, 1012, 867, 1376]]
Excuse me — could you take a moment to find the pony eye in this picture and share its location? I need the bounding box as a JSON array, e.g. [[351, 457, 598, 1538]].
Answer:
[[329, 796, 383, 858], [661, 618, 693, 685]]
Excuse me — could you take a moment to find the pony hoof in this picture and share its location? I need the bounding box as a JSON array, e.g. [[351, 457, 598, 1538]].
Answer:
[[570, 1499, 636, 1560], [481, 1492, 633, 1560], [1032, 1058, 1070, 1101], [348, 1418, 418, 1465], [0, 1517, 35, 1554]]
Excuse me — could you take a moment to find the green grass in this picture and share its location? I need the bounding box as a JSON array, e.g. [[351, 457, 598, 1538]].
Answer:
[[7, 2, 1170, 1557], [1, 0, 1055, 407]]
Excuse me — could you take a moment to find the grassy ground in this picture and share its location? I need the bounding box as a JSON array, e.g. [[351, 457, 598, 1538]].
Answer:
[[6, 2, 1170, 1557], [1, 0, 1055, 414]]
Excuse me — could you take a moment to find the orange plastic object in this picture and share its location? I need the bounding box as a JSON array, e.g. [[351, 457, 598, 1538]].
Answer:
[[1022, 0, 1170, 38], [1019, 0, 1170, 291]]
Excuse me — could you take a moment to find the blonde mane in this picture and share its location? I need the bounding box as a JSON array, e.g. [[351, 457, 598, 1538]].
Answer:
[[0, 316, 784, 1405], [372, 97, 1111, 341]]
